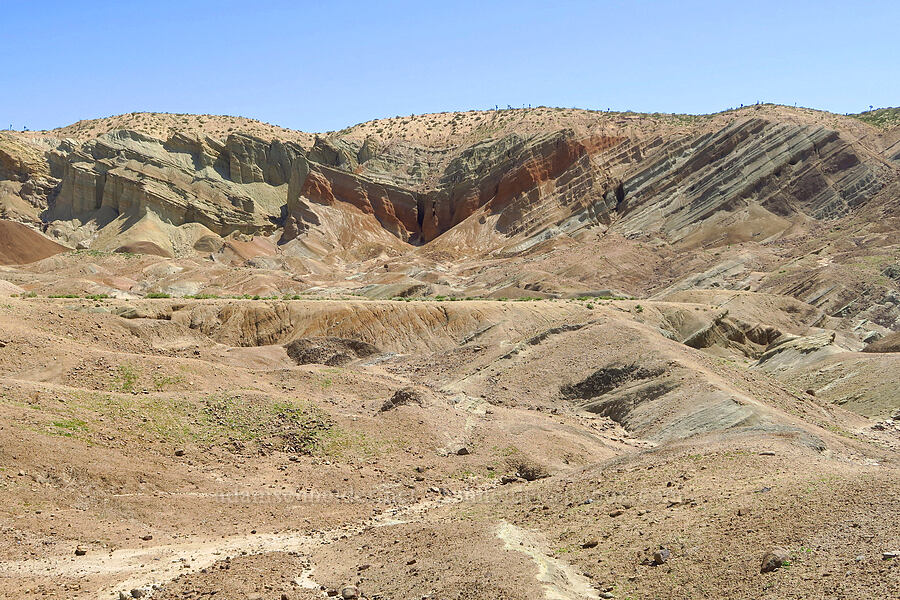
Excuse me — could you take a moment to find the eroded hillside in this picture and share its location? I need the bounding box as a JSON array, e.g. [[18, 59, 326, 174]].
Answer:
[[1, 105, 899, 599]]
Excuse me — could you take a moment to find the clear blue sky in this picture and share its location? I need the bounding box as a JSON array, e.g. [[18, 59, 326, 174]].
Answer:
[[2, 0, 897, 132]]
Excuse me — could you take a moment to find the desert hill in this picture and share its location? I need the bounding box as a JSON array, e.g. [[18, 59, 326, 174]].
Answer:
[[0, 105, 899, 599], [0, 220, 67, 265]]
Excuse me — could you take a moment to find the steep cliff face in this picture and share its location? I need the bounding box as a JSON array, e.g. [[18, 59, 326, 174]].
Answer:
[[0, 134, 50, 183], [298, 164, 420, 242], [44, 130, 305, 239], [0, 134, 57, 220]]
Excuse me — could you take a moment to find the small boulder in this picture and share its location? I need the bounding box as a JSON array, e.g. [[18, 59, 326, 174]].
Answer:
[[760, 548, 790, 573], [174, 448, 185, 457], [74, 546, 88, 556], [652, 548, 671, 566], [340, 585, 360, 599], [883, 551, 899, 560], [131, 589, 146, 598]]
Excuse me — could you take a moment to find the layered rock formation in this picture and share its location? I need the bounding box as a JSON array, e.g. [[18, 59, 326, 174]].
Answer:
[[5, 108, 895, 255], [0, 106, 897, 329], [46, 130, 299, 235], [617, 119, 888, 239]]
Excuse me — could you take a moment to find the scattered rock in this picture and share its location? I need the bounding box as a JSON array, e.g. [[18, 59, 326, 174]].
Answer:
[[455, 446, 470, 456], [883, 551, 899, 560], [174, 448, 185, 457], [340, 585, 360, 599], [609, 509, 624, 517], [130, 589, 146, 598], [380, 386, 426, 412], [74, 546, 87, 556], [285, 337, 379, 367], [140, 534, 152, 541], [759, 450, 776, 456], [760, 548, 790, 573], [582, 539, 599, 549]]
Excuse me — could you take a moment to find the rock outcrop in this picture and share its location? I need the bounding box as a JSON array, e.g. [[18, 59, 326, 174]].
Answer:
[[46, 130, 301, 238], [863, 331, 900, 353]]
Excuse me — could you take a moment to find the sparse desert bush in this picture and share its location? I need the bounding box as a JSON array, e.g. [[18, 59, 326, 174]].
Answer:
[[506, 454, 550, 481]]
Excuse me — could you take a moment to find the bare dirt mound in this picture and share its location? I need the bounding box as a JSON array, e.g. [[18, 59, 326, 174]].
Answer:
[[114, 241, 173, 258], [0, 220, 67, 265]]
